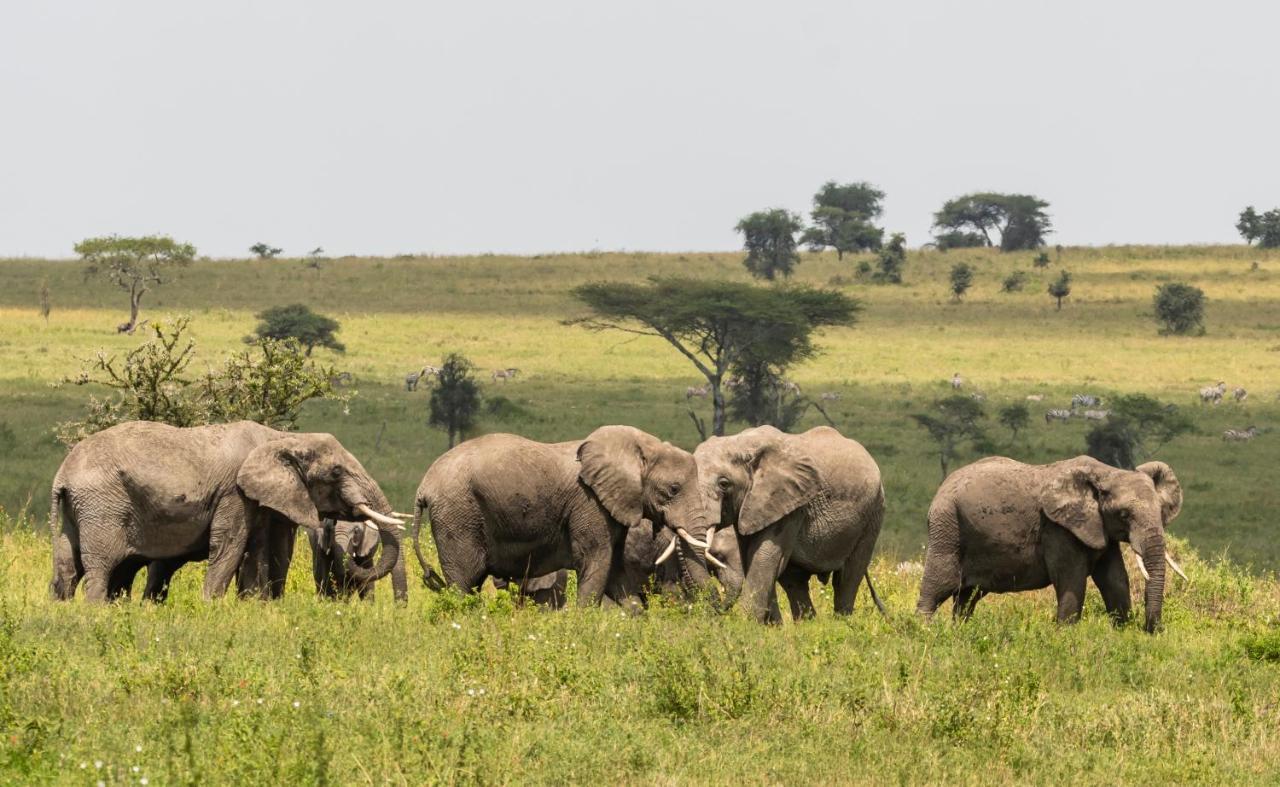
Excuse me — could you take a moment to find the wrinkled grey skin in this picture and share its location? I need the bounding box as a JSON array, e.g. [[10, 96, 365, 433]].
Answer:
[[50, 421, 401, 603], [310, 519, 408, 601], [414, 425, 717, 608], [696, 426, 885, 623], [916, 456, 1183, 633]]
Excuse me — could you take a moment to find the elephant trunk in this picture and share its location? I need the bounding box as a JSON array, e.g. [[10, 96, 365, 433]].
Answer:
[[1135, 520, 1166, 634], [342, 486, 402, 588]]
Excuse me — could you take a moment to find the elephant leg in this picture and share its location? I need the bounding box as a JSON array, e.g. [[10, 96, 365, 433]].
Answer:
[[778, 567, 815, 621], [573, 544, 613, 607], [741, 529, 790, 623], [433, 517, 489, 593], [50, 504, 83, 601], [204, 497, 252, 600], [1044, 525, 1090, 624], [917, 502, 962, 617], [266, 520, 296, 599], [107, 556, 148, 600], [78, 518, 128, 603], [952, 586, 986, 621], [390, 545, 408, 603], [142, 558, 187, 603], [1090, 543, 1132, 625], [833, 519, 880, 616], [765, 589, 784, 624]]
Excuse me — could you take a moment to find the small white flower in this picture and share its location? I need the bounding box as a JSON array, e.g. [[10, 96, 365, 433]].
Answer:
[[451, 622, 461, 630], [141, 779, 150, 785], [256, 698, 264, 705], [79, 763, 86, 769], [335, 611, 342, 617], [481, 614, 487, 621], [135, 745, 143, 753], [527, 634, 536, 641], [292, 701, 301, 708], [94, 761, 103, 769], [231, 699, 240, 706], [615, 633, 621, 639], [154, 636, 160, 642], [477, 688, 486, 696], [133, 765, 140, 772], [97, 781, 105, 787], [467, 689, 475, 697]]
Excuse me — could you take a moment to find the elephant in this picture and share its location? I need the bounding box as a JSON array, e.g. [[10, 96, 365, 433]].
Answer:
[[491, 570, 570, 608], [412, 425, 719, 608], [914, 456, 1184, 633], [50, 420, 405, 603], [309, 519, 409, 601], [694, 425, 885, 623]]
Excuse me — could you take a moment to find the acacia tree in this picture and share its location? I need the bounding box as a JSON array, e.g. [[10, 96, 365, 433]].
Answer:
[[1236, 206, 1280, 248], [800, 181, 885, 258], [735, 209, 804, 280], [998, 403, 1030, 441], [250, 243, 283, 259], [428, 353, 482, 448], [571, 278, 860, 436], [912, 395, 989, 480], [249, 304, 345, 356], [75, 235, 196, 333], [1085, 394, 1194, 469], [1048, 270, 1072, 310], [932, 193, 1052, 251]]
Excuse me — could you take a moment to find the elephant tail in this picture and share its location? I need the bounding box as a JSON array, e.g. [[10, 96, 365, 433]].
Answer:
[[864, 571, 887, 617], [49, 482, 79, 601], [412, 499, 447, 592]]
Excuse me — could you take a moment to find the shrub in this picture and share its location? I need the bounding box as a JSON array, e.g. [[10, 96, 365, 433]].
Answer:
[[1001, 270, 1027, 293], [1032, 252, 1051, 268], [949, 262, 974, 301], [1153, 282, 1206, 335]]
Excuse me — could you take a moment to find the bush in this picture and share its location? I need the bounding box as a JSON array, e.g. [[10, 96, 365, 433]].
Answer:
[[1032, 252, 1051, 268], [1047, 270, 1072, 310], [949, 263, 974, 301], [249, 304, 345, 356], [872, 233, 907, 284], [1001, 270, 1027, 293], [1153, 282, 1206, 335]]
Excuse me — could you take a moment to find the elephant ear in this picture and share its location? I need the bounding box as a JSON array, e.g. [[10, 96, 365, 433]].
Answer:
[[1040, 462, 1106, 550], [577, 425, 653, 528], [1136, 461, 1183, 525], [737, 440, 820, 536], [523, 570, 567, 594], [238, 440, 322, 531]]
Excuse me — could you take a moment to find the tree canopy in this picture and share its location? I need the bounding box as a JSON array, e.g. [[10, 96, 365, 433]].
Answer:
[[1047, 270, 1072, 310], [1237, 206, 1280, 247], [800, 181, 885, 258], [911, 395, 989, 480], [932, 193, 1052, 251], [428, 353, 482, 448], [872, 232, 907, 284], [75, 235, 196, 334], [1085, 394, 1194, 469], [251, 243, 283, 259], [249, 304, 345, 356], [1153, 282, 1206, 336], [571, 278, 860, 435], [735, 209, 804, 280]]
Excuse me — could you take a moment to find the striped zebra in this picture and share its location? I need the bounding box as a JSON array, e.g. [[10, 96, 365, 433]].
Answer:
[[1081, 409, 1110, 421], [1199, 381, 1226, 404], [1223, 426, 1260, 442], [685, 385, 709, 399], [1071, 394, 1101, 409], [950, 373, 964, 389], [1233, 387, 1248, 403], [819, 392, 841, 402], [492, 367, 520, 382], [1044, 408, 1073, 423]]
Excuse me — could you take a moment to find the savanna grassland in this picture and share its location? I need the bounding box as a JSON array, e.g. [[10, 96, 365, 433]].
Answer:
[[1, 246, 1279, 784]]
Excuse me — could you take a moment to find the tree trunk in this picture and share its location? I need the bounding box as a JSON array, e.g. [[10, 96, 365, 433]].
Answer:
[[711, 380, 725, 437], [119, 283, 145, 333]]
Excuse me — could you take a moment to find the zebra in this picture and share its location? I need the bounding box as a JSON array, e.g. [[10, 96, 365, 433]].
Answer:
[[1233, 387, 1248, 403], [1199, 381, 1226, 404], [1044, 409, 1073, 424], [780, 380, 802, 396], [1081, 409, 1110, 421], [685, 385, 709, 399], [1025, 394, 1045, 402], [1223, 426, 1260, 442], [950, 373, 964, 389], [819, 392, 841, 402], [1071, 394, 1101, 409], [405, 365, 442, 391], [405, 370, 424, 391], [492, 367, 520, 382]]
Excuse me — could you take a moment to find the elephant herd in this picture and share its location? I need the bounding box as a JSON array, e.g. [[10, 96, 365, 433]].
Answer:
[[47, 419, 1186, 632]]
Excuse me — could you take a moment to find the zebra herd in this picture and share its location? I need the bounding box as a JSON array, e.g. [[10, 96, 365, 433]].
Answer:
[[684, 377, 809, 400], [1199, 381, 1247, 405], [403, 365, 521, 391]]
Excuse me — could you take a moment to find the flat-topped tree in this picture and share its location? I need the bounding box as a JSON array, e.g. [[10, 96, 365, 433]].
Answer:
[[571, 278, 860, 436], [75, 235, 196, 333], [932, 193, 1052, 251], [800, 181, 886, 259]]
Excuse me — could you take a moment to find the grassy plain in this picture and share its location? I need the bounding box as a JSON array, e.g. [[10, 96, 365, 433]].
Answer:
[[1, 246, 1279, 783]]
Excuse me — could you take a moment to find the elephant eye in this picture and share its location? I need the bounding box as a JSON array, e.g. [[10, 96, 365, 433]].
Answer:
[[717, 477, 732, 492], [667, 482, 681, 497]]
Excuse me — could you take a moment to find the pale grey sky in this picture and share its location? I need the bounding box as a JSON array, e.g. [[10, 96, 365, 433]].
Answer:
[[2, 1, 1277, 258]]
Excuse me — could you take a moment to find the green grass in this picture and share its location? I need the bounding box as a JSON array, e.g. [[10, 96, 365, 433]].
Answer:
[[2, 246, 1280, 783]]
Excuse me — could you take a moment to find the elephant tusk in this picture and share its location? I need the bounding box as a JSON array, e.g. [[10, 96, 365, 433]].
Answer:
[[654, 537, 678, 565], [356, 504, 405, 528], [1131, 548, 1150, 581], [1165, 553, 1189, 582], [391, 511, 414, 519], [703, 551, 729, 571]]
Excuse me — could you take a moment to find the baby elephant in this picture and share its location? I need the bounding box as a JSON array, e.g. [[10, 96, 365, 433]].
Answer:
[[309, 519, 408, 601], [917, 456, 1183, 633]]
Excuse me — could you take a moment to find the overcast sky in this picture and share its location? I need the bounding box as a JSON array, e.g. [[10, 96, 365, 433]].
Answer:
[[2, 2, 1277, 258]]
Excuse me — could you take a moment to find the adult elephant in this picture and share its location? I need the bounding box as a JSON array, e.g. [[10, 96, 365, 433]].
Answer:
[[309, 519, 408, 601], [413, 425, 719, 607], [694, 426, 885, 623], [915, 456, 1184, 633], [50, 420, 405, 602]]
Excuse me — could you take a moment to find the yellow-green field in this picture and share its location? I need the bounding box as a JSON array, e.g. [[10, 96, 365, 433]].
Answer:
[[1, 246, 1280, 784]]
